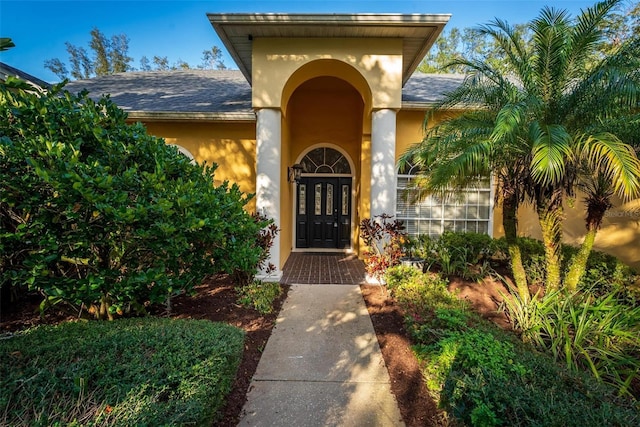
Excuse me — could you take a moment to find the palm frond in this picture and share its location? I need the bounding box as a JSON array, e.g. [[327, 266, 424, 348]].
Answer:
[[492, 102, 528, 143], [476, 18, 534, 91], [531, 7, 571, 105], [529, 123, 573, 185], [565, 0, 621, 79], [574, 133, 640, 200], [566, 38, 640, 127]]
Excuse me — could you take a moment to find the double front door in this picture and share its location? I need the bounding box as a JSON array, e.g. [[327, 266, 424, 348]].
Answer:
[[296, 177, 351, 249]]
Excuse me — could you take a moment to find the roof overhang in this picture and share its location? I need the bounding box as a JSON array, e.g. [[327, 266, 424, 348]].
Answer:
[[127, 111, 256, 123], [207, 13, 451, 86]]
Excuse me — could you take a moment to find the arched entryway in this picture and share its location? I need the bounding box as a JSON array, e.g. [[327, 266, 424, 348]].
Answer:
[[294, 146, 354, 250], [284, 72, 364, 255]]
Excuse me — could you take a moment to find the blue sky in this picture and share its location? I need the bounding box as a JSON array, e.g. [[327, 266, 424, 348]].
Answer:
[[1, 0, 600, 82]]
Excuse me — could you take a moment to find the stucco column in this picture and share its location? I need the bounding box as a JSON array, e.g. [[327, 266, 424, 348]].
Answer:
[[256, 108, 282, 280], [370, 108, 397, 218]]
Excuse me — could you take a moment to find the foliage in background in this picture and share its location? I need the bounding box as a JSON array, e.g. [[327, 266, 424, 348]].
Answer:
[[359, 214, 407, 281], [418, 1, 640, 73], [383, 265, 639, 426], [0, 81, 267, 319], [491, 236, 638, 296], [44, 27, 228, 81], [0, 318, 244, 427], [236, 280, 282, 315]]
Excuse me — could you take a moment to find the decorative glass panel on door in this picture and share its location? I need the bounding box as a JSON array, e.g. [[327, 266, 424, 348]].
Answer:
[[342, 185, 349, 215], [314, 184, 322, 215], [298, 184, 306, 215], [326, 184, 333, 215]]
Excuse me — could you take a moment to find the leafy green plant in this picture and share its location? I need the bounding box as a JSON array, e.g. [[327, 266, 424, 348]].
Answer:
[[416, 328, 529, 426], [438, 231, 494, 264], [497, 281, 551, 343], [0, 318, 244, 426], [385, 261, 639, 425], [499, 280, 640, 397], [413, 308, 639, 426], [237, 280, 281, 314], [436, 246, 468, 276], [384, 265, 466, 337], [537, 291, 640, 396], [384, 264, 422, 292], [0, 82, 267, 318]]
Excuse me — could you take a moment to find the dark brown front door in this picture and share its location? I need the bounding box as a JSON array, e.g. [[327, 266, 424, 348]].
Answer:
[[296, 177, 351, 249]]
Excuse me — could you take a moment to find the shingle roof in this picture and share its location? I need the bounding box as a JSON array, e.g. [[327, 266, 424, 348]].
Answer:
[[403, 73, 466, 105], [64, 69, 465, 119], [0, 61, 51, 90], [65, 70, 252, 120]]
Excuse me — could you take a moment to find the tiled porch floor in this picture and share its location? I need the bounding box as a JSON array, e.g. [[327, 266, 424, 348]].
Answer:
[[280, 253, 366, 285]]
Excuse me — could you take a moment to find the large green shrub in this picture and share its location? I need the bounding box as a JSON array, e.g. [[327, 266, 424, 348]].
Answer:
[[385, 264, 639, 426], [0, 318, 244, 426], [419, 323, 640, 426], [490, 236, 637, 296], [0, 82, 266, 318]]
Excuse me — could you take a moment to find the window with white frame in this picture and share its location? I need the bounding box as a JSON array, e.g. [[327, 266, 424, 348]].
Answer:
[[396, 163, 493, 238]]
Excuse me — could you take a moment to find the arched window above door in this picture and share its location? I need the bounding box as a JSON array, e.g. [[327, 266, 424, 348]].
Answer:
[[300, 147, 351, 174]]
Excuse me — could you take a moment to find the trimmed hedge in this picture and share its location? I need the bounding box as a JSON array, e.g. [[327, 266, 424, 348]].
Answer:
[[0, 318, 244, 426]]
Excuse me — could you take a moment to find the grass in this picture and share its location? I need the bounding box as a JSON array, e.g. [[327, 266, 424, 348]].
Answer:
[[0, 318, 244, 427]]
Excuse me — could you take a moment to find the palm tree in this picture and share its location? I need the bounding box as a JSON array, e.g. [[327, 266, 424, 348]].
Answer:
[[401, 0, 640, 296], [0, 38, 15, 51]]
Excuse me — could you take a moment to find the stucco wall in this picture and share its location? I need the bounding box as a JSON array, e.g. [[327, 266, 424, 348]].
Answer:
[[252, 38, 402, 110]]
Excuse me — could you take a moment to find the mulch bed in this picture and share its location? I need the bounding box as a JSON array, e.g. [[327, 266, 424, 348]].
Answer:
[[360, 284, 445, 426], [1, 276, 504, 426]]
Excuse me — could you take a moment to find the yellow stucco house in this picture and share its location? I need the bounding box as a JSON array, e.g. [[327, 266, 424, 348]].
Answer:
[[65, 13, 640, 277]]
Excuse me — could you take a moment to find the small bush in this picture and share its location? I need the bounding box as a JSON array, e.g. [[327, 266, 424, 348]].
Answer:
[[491, 236, 637, 295], [237, 280, 282, 314], [0, 318, 244, 426], [384, 264, 422, 291], [437, 231, 495, 265], [415, 232, 497, 278], [384, 265, 467, 338]]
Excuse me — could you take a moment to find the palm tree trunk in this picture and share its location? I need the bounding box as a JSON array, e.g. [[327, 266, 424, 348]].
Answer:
[[503, 192, 530, 302], [537, 197, 563, 292], [564, 228, 596, 292], [564, 197, 610, 292]]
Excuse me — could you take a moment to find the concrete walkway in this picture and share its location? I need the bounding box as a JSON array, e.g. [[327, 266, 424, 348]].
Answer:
[[238, 284, 405, 427]]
